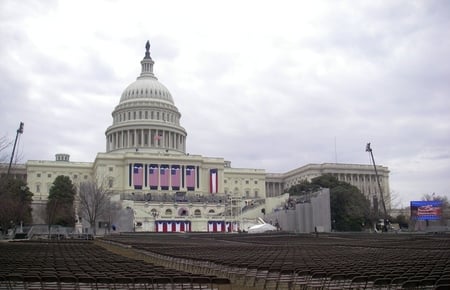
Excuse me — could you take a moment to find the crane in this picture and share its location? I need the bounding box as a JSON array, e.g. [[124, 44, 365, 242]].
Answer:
[[365, 143, 388, 220]]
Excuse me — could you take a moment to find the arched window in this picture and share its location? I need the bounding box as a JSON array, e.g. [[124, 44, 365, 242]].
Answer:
[[208, 209, 215, 214], [178, 208, 189, 216], [194, 209, 201, 216], [165, 209, 172, 216]]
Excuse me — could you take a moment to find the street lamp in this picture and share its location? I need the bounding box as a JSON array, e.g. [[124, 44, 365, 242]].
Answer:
[[151, 210, 159, 232]]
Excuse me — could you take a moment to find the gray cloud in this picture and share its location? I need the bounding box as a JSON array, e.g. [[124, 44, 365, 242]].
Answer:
[[1, 0, 449, 205]]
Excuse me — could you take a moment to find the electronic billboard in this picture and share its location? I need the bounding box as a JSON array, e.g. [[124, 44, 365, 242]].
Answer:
[[410, 200, 442, 221]]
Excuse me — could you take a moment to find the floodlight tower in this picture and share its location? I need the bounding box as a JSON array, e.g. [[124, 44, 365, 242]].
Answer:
[[7, 122, 24, 178], [365, 143, 387, 219]]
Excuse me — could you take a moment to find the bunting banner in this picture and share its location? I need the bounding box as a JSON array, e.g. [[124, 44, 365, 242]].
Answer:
[[155, 221, 191, 232], [207, 221, 225, 232], [225, 221, 240, 232]]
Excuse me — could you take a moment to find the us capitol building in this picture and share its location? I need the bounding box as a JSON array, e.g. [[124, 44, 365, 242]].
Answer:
[[10, 42, 390, 233]]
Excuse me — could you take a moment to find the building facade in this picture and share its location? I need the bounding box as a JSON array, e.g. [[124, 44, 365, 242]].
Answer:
[[266, 163, 390, 209], [5, 42, 390, 233]]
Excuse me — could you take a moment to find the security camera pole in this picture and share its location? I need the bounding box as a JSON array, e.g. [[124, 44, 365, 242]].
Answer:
[[7, 122, 24, 178]]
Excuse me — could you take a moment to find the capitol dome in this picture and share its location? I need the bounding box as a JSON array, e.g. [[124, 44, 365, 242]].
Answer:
[[120, 78, 174, 104], [119, 41, 174, 105], [105, 41, 187, 154]]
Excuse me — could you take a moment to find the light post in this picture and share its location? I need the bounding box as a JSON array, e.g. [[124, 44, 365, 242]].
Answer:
[[151, 210, 159, 232]]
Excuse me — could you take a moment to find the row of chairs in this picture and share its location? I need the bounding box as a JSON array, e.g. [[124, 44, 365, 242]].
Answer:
[[102, 232, 450, 289], [0, 274, 231, 290], [0, 240, 231, 290]]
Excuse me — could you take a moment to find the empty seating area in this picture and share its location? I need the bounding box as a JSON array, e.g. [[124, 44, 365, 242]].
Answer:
[[1, 233, 449, 289], [0, 240, 229, 289], [102, 232, 450, 289]]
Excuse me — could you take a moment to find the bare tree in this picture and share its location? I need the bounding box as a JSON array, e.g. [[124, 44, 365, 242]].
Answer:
[[0, 135, 12, 163], [422, 193, 449, 226], [77, 180, 112, 235]]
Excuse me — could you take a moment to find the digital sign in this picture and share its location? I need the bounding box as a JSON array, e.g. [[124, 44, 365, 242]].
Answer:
[[410, 200, 442, 221]]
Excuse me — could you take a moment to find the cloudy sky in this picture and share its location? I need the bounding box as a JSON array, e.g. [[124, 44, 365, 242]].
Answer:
[[1, 0, 449, 207]]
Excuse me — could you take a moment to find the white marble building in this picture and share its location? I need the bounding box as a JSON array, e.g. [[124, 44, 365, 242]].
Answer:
[[20, 41, 390, 233]]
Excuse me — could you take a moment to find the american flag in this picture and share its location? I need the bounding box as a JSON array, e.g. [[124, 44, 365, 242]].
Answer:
[[186, 166, 195, 190], [148, 164, 159, 189], [133, 164, 143, 189], [171, 165, 180, 189], [210, 168, 218, 193], [160, 165, 170, 188]]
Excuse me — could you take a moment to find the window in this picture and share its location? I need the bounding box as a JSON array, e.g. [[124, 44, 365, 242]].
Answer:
[[133, 112, 136, 120], [245, 180, 249, 184], [108, 179, 114, 188], [254, 180, 258, 185], [84, 175, 88, 180], [73, 174, 78, 179], [254, 190, 259, 198], [145, 111, 148, 119], [47, 174, 51, 178], [150, 209, 158, 217], [165, 209, 172, 216], [208, 209, 215, 214], [37, 173, 41, 178], [36, 184, 40, 193], [109, 167, 113, 172], [224, 179, 227, 184], [194, 209, 201, 216]]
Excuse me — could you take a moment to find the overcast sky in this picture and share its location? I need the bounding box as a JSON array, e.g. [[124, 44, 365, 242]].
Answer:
[[1, 0, 449, 207]]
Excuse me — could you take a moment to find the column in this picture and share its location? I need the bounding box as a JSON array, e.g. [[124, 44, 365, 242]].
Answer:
[[162, 130, 166, 148]]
